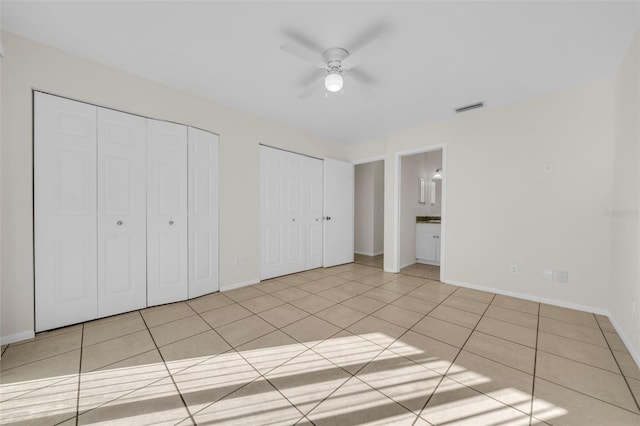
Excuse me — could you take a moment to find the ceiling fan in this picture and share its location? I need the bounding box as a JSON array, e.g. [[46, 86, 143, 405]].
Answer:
[[280, 38, 386, 99]]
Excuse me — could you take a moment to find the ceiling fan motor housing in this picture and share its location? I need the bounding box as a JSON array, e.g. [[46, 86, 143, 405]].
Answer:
[[323, 47, 349, 74]]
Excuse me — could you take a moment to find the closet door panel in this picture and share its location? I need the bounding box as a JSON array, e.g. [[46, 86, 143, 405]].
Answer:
[[188, 127, 219, 298], [97, 108, 147, 317], [261, 146, 286, 279], [35, 92, 98, 331], [147, 120, 188, 306], [284, 151, 305, 272], [260, 146, 305, 279], [304, 157, 324, 269]]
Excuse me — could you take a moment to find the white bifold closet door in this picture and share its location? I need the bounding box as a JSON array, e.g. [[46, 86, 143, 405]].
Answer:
[[97, 108, 147, 317], [188, 127, 219, 298], [260, 146, 323, 279], [147, 119, 188, 306], [35, 93, 98, 332], [304, 156, 324, 269]]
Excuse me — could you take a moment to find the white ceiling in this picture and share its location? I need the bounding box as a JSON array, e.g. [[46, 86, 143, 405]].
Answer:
[[2, 1, 638, 144]]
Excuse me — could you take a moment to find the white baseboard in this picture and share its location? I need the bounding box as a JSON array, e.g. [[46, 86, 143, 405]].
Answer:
[[444, 278, 639, 368], [355, 250, 384, 256], [1, 330, 35, 346], [417, 259, 440, 266], [444, 278, 609, 316], [606, 312, 640, 369], [220, 278, 260, 292], [399, 261, 415, 270]]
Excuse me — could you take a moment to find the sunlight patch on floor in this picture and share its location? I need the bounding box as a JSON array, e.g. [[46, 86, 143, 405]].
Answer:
[[0, 332, 567, 425]]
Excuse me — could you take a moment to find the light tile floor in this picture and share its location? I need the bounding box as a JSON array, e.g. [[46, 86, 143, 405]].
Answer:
[[1, 261, 639, 425]]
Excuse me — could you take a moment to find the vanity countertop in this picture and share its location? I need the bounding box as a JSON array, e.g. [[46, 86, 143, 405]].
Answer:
[[416, 216, 441, 224]]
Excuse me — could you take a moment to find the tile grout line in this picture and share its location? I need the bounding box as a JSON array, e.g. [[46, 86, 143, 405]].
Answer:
[[137, 310, 197, 425], [74, 322, 84, 426], [0, 346, 81, 374], [529, 300, 541, 426], [534, 376, 640, 415], [520, 316, 640, 415], [425, 292, 563, 422], [183, 302, 311, 423], [419, 298, 640, 416], [295, 281, 460, 422], [248, 277, 453, 420], [413, 293, 497, 425], [593, 313, 640, 412], [535, 347, 629, 375], [74, 315, 194, 422], [17, 262, 638, 424], [323, 285, 467, 420]]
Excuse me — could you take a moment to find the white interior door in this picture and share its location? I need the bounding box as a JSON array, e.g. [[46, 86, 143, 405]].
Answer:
[[260, 146, 305, 279], [97, 108, 147, 317], [34, 92, 98, 331], [323, 158, 354, 267], [147, 119, 188, 306], [188, 127, 219, 298], [304, 156, 323, 269]]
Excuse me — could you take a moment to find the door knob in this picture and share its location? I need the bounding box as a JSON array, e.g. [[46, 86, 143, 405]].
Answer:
[[325, 216, 331, 221], [169, 220, 174, 225], [117, 220, 123, 226]]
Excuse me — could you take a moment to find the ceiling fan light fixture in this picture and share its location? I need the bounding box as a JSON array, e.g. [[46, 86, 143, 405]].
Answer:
[[325, 71, 343, 92]]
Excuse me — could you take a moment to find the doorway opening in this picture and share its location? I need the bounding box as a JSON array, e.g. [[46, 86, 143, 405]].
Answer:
[[395, 145, 446, 281], [353, 159, 385, 269]]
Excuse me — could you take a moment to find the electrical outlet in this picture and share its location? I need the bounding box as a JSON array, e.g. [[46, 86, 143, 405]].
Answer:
[[543, 269, 553, 281], [234, 257, 247, 267], [510, 264, 519, 275], [557, 270, 569, 283]]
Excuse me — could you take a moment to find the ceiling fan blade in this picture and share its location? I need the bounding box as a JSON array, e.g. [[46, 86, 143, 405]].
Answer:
[[281, 42, 325, 68], [342, 38, 386, 70], [298, 78, 325, 99], [344, 73, 374, 99]]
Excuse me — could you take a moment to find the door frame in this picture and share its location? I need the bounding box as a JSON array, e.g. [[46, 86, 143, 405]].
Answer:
[[394, 144, 448, 281]]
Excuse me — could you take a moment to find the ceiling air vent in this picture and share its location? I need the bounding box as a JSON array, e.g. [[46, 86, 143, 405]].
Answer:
[[455, 102, 485, 113]]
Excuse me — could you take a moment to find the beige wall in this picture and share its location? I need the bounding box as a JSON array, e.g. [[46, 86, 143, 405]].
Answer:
[[353, 78, 615, 317], [0, 32, 347, 342], [354, 160, 384, 256], [399, 154, 420, 268], [611, 32, 640, 360], [354, 162, 375, 255]]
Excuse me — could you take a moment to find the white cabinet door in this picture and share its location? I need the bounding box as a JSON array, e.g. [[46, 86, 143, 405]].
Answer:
[[416, 224, 441, 265], [97, 108, 147, 317], [304, 156, 323, 270], [260, 146, 305, 279], [188, 127, 219, 298], [323, 158, 354, 268], [147, 120, 188, 306], [34, 93, 98, 331]]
